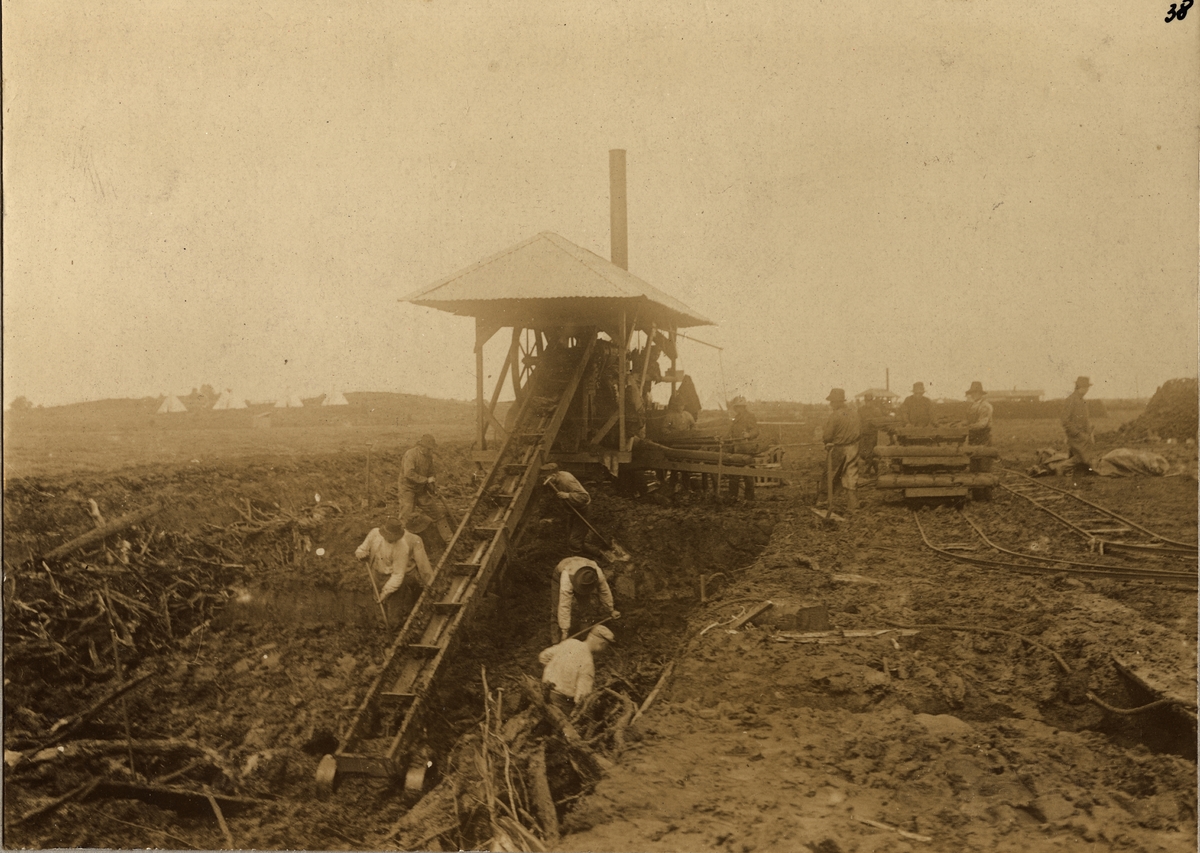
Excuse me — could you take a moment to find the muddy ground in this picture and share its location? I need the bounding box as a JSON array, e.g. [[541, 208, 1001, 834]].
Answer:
[[3, 415, 1197, 852]]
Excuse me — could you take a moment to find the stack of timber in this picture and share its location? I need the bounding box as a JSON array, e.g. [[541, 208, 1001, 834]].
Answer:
[[876, 428, 999, 500]]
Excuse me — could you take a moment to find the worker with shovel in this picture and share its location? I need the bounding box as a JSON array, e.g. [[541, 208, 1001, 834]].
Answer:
[[355, 519, 434, 627], [819, 388, 861, 513], [541, 463, 606, 558], [398, 434, 455, 550], [550, 556, 620, 645]]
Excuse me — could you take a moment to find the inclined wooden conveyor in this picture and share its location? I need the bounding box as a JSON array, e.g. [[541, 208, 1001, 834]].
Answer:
[[315, 334, 597, 794]]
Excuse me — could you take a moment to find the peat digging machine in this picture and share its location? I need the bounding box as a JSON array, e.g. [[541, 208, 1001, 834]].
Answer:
[[315, 151, 784, 796]]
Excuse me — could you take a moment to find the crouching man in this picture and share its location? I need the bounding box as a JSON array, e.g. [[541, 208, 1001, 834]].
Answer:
[[539, 624, 616, 716], [355, 519, 434, 624]]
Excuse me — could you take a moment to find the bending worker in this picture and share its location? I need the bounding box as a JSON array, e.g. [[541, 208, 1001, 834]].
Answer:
[[355, 519, 434, 620], [821, 387, 861, 512], [542, 463, 604, 557], [398, 434, 454, 549], [551, 555, 619, 644], [539, 624, 616, 716]]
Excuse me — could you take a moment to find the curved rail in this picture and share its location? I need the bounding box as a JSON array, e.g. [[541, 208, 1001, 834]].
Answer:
[[912, 511, 1198, 587], [998, 470, 1197, 558]]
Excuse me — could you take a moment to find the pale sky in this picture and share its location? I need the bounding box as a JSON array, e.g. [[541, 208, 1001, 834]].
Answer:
[[4, 1, 1197, 408]]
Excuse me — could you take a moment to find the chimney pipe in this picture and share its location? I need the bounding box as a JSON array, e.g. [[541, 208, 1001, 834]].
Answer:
[[609, 149, 627, 270]]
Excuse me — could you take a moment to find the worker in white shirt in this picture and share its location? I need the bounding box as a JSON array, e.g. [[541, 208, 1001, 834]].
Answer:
[[355, 520, 434, 622], [550, 556, 620, 644], [539, 624, 616, 715]]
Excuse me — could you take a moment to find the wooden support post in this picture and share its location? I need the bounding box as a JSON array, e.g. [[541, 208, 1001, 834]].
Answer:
[[638, 324, 657, 397], [509, 326, 524, 406], [669, 328, 678, 400], [476, 346, 486, 450], [618, 311, 627, 451], [475, 318, 502, 450]]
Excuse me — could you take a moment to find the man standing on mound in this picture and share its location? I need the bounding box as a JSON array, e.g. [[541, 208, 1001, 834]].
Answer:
[[399, 434, 455, 548]]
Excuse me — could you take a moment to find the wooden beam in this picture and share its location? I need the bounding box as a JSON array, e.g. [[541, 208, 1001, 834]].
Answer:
[[474, 318, 503, 351], [618, 311, 627, 451], [509, 326, 524, 404], [483, 332, 519, 448], [476, 346, 486, 451], [590, 410, 620, 445], [637, 324, 657, 397]]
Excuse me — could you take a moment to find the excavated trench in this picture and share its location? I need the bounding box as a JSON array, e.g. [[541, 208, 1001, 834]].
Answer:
[[6, 451, 1194, 849]]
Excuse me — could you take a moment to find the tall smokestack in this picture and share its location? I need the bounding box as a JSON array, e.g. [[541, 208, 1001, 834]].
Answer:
[[609, 149, 627, 270]]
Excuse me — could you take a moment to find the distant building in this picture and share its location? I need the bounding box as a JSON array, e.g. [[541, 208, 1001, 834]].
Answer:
[[987, 389, 1044, 403], [855, 388, 901, 402]]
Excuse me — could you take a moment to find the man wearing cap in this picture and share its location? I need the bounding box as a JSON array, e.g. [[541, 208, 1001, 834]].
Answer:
[[821, 388, 861, 511], [898, 382, 933, 428], [355, 519, 434, 620], [398, 434, 454, 549], [539, 624, 615, 715], [542, 464, 604, 557], [964, 382, 994, 446], [726, 396, 761, 501], [1061, 376, 1096, 474], [550, 555, 619, 644]]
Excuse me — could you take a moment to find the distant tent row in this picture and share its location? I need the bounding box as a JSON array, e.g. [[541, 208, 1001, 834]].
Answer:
[[155, 390, 349, 413], [156, 395, 187, 414]]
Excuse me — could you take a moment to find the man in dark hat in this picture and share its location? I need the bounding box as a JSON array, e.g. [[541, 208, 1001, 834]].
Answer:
[[1061, 376, 1096, 474], [897, 381, 933, 427], [726, 396, 761, 501], [542, 463, 605, 557], [821, 388, 861, 511], [549, 556, 619, 644], [355, 519, 434, 622], [399, 434, 454, 549], [964, 381, 994, 446]]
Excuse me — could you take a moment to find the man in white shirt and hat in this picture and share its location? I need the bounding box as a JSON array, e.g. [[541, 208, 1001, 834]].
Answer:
[[355, 519, 434, 622], [539, 624, 616, 716]]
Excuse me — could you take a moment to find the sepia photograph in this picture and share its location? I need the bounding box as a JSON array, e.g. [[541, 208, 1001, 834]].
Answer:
[[3, 1, 1198, 850]]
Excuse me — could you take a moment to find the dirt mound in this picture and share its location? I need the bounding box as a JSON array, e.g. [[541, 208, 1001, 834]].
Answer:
[[1116, 378, 1198, 442]]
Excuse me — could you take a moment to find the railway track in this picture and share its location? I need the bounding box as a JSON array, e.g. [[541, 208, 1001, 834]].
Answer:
[[913, 507, 1198, 588], [998, 470, 1198, 559]]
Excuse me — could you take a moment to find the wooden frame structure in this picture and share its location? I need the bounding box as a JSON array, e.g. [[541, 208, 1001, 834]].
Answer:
[[405, 231, 712, 472]]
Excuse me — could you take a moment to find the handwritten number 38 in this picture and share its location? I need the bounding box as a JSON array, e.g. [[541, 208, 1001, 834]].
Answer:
[[1165, 0, 1192, 22]]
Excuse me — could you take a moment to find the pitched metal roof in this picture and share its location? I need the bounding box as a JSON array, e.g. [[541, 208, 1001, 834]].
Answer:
[[403, 231, 712, 329]]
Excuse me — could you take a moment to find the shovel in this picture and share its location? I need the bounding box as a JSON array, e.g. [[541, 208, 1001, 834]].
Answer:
[[362, 560, 391, 630], [566, 502, 634, 561]]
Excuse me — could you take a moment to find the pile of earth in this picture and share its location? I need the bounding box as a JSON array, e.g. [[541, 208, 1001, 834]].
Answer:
[[1115, 378, 1198, 443]]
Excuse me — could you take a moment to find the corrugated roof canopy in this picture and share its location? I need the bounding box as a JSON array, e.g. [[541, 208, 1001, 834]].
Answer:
[[403, 232, 712, 330]]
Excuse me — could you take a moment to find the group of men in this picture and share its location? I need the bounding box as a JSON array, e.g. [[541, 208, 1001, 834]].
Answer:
[[354, 435, 622, 716], [659, 395, 761, 500], [821, 375, 1099, 510]]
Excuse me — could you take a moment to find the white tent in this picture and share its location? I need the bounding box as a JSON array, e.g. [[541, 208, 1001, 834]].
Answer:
[[703, 391, 726, 412], [274, 394, 305, 408], [212, 391, 247, 410], [156, 395, 187, 414], [322, 390, 349, 406]]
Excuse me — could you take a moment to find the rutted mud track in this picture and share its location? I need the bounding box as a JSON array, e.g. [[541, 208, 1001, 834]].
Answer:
[[3, 441, 1197, 851]]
